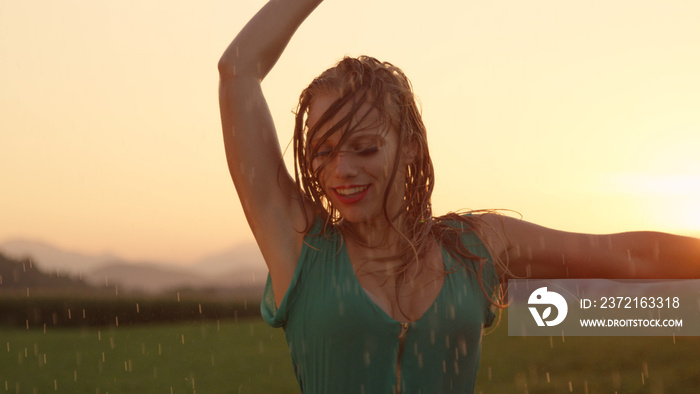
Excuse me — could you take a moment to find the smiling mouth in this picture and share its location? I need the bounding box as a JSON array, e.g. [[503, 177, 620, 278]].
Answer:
[[334, 185, 369, 195], [332, 185, 370, 204]]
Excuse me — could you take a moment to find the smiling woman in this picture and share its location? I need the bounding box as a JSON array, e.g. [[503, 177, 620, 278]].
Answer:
[[217, 0, 700, 393]]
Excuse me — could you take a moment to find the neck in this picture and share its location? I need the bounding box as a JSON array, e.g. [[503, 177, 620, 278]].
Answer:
[[340, 214, 405, 249]]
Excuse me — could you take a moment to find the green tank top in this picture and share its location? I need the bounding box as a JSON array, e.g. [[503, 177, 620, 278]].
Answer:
[[261, 217, 498, 393]]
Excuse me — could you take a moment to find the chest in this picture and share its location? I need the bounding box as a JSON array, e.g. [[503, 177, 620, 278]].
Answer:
[[347, 241, 446, 322], [285, 248, 488, 348]]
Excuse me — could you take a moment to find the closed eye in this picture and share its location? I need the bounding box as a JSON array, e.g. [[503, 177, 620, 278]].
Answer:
[[312, 149, 332, 158], [357, 146, 379, 156]]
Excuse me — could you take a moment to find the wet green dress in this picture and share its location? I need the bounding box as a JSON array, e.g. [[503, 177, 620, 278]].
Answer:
[[262, 217, 498, 393]]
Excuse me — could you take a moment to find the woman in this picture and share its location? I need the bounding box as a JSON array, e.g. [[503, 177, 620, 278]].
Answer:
[[218, 1, 700, 392]]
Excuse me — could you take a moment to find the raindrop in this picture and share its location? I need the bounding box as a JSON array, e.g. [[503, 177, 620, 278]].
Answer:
[[568, 381, 573, 392], [652, 241, 660, 260], [457, 338, 467, 356], [546, 372, 550, 383]]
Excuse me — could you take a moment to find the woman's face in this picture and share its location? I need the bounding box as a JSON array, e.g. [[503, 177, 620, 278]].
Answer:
[[307, 94, 409, 225]]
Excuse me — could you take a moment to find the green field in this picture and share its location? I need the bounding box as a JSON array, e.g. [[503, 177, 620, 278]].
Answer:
[[1, 315, 699, 393]]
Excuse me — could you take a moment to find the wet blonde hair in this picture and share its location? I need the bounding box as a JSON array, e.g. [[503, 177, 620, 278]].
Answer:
[[293, 56, 503, 311]]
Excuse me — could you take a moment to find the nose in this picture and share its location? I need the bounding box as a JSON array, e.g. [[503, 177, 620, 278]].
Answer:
[[331, 151, 359, 179]]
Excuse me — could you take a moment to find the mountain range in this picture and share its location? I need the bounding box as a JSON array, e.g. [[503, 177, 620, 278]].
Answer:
[[0, 239, 268, 295]]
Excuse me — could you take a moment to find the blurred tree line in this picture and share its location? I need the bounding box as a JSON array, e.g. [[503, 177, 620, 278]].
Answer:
[[0, 252, 258, 328]]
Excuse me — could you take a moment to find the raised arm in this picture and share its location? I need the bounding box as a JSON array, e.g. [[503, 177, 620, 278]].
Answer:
[[218, 0, 323, 306], [478, 214, 700, 280]]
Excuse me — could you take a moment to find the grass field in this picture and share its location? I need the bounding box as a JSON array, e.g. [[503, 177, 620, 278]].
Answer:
[[1, 315, 699, 393]]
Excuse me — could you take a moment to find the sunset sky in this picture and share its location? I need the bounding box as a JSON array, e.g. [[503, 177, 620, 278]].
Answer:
[[2, 0, 699, 266]]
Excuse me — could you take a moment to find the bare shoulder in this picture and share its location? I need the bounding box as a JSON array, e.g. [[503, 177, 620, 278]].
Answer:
[[468, 212, 520, 259], [470, 213, 577, 278]]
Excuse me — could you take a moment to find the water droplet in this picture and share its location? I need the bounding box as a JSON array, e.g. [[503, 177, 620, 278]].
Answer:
[[458, 338, 467, 356]]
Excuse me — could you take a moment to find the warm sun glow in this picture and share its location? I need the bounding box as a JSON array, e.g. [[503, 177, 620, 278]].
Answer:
[[2, 0, 700, 262], [604, 173, 700, 235]]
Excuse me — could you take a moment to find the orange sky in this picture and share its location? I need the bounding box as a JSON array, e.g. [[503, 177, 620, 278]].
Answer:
[[1, 0, 698, 265]]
